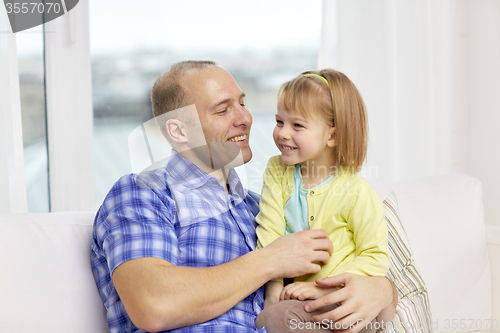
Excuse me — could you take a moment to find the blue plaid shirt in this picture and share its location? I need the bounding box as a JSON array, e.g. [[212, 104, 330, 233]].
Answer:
[[91, 151, 266, 333]]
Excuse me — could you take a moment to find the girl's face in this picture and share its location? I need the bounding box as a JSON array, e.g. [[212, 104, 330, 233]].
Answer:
[[273, 104, 337, 168]]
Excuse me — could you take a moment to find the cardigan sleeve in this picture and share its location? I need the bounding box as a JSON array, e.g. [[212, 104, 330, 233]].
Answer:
[[255, 156, 288, 249], [333, 179, 390, 277]]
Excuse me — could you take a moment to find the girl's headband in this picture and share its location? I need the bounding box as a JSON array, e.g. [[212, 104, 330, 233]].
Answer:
[[303, 73, 330, 87]]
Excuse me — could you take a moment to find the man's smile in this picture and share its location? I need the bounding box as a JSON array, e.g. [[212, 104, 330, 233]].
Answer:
[[228, 134, 248, 142]]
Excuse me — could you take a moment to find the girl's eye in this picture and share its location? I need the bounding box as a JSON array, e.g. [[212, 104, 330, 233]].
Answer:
[[276, 120, 283, 125], [294, 123, 304, 128]]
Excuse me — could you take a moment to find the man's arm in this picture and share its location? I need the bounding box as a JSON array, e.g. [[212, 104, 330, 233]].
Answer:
[[304, 273, 397, 333], [113, 229, 333, 332], [377, 279, 398, 328]]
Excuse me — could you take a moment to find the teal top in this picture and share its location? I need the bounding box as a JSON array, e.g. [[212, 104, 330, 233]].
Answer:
[[283, 164, 335, 234]]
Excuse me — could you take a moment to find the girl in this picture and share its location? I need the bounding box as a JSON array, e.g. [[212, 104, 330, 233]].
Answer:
[[255, 69, 392, 332]]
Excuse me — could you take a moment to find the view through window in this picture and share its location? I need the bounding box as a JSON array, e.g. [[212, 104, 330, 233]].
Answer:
[[90, 0, 322, 207], [17, 29, 49, 212]]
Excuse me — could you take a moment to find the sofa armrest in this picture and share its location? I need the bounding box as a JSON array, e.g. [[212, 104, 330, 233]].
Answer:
[[487, 224, 500, 333]]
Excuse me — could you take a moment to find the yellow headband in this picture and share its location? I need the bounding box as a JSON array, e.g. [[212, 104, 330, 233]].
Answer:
[[303, 73, 330, 87]]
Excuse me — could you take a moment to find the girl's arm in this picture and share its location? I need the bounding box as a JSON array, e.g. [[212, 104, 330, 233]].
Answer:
[[307, 181, 394, 327], [332, 182, 390, 277], [256, 157, 288, 249]]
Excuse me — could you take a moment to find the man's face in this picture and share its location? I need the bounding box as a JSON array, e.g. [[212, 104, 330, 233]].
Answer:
[[180, 66, 253, 168]]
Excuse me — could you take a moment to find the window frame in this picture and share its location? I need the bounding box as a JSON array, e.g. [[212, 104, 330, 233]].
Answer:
[[44, 2, 94, 211]]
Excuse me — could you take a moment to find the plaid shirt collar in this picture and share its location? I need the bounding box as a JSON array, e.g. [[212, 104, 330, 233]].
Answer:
[[166, 149, 246, 199]]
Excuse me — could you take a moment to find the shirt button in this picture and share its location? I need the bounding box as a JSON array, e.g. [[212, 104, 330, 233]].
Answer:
[[310, 216, 314, 221], [310, 190, 315, 195]]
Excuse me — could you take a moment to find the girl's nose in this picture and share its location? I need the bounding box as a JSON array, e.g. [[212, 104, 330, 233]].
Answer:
[[278, 126, 291, 140]]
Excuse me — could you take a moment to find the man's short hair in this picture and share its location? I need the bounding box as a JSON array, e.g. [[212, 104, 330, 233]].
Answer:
[[150, 60, 217, 139]]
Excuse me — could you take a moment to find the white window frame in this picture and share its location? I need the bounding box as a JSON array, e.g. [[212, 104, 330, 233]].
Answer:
[[44, 1, 94, 211], [0, 7, 27, 213]]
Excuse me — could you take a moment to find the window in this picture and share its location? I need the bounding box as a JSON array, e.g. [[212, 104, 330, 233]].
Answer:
[[89, 0, 322, 205], [17, 28, 49, 212]]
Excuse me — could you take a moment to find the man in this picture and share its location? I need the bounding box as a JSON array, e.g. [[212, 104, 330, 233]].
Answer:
[[91, 61, 396, 333]]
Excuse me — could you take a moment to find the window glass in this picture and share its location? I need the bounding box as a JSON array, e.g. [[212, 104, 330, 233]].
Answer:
[[90, 0, 321, 206], [17, 29, 49, 212]]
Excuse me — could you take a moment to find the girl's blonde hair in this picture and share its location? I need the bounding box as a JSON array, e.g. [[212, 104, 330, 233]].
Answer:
[[278, 69, 368, 172]]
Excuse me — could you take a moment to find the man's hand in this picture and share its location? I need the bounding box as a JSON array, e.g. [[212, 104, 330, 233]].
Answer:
[[280, 281, 338, 301], [262, 229, 333, 280], [304, 273, 395, 333]]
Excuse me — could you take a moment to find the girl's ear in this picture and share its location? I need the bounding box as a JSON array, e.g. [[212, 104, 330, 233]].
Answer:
[[166, 119, 187, 143], [327, 127, 337, 147]]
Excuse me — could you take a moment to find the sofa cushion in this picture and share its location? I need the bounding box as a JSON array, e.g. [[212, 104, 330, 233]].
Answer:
[[375, 174, 491, 333], [0, 212, 108, 333], [381, 192, 432, 333]]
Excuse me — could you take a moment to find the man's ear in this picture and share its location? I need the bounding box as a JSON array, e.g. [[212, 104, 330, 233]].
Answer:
[[327, 127, 337, 147], [166, 119, 187, 143]]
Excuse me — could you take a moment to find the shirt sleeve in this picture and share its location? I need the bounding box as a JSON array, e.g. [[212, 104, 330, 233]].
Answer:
[[255, 156, 288, 249], [333, 179, 390, 277], [94, 173, 179, 275]]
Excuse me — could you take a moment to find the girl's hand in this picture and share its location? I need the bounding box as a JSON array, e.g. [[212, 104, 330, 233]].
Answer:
[[280, 281, 338, 301]]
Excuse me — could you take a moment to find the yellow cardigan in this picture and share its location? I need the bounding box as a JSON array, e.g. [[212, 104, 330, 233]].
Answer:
[[256, 156, 390, 282]]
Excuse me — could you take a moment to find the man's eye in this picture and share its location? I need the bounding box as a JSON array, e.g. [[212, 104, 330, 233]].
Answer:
[[240, 102, 246, 107], [216, 109, 227, 115]]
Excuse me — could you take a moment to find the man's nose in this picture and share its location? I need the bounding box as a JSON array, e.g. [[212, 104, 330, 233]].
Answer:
[[234, 105, 252, 127]]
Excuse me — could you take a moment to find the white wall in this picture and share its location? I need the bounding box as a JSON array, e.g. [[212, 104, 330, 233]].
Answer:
[[469, 1, 500, 227], [319, 0, 500, 226]]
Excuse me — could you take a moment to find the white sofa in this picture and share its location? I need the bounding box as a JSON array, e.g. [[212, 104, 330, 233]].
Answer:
[[0, 174, 499, 333]]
